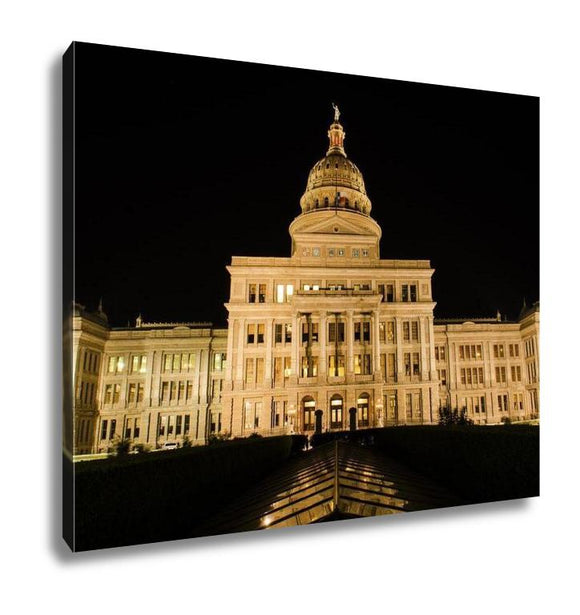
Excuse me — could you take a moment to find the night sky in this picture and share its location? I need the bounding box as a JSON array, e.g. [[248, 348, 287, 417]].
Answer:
[[73, 42, 539, 328]]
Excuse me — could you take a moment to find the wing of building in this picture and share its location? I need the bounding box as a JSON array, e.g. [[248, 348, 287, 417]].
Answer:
[[70, 113, 539, 455]]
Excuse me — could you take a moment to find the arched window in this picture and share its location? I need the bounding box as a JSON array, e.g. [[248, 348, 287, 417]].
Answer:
[[344, 198, 350, 208], [324, 197, 329, 206], [315, 199, 319, 208], [303, 396, 316, 431], [330, 394, 343, 429], [357, 393, 370, 428]]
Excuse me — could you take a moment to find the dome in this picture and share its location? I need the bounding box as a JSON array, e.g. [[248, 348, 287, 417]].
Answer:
[[299, 110, 372, 215]]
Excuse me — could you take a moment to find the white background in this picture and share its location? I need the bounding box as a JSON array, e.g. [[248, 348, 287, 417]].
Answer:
[[1, 1, 578, 613]]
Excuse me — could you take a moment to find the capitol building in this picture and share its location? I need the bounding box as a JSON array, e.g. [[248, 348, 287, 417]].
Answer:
[[71, 110, 539, 455]]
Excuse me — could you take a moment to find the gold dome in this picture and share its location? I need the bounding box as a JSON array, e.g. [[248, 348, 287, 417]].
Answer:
[[299, 111, 372, 215]]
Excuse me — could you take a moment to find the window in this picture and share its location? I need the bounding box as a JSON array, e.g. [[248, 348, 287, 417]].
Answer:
[[328, 355, 345, 377], [302, 321, 319, 343], [495, 366, 507, 383], [387, 353, 396, 379], [170, 381, 177, 401], [186, 381, 193, 400], [247, 324, 255, 344], [328, 248, 335, 257], [511, 365, 522, 382], [386, 321, 395, 343], [128, 383, 136, 403], [497, 394, 508, 412], [100, 420, 108, 440], [178, 380, 185, 401], [352, 248, 360, 257], [493, 344, 505, 359], [245, 358, 255, 384], [312, 247, 320, 257], [275, 324, 282, 344], [403, 322, 410, 342], [301, 356, 318, 378], [435, 346, 446, 361], [401, 284, 417, 302], [248, 284, 256, 303], [257, 324, 265, 344], [438, 369, 447, 386], [379, 322, 386, 343], [509, 344, 520, 358], [328, 321, 345, 343], [330, 396, 343, 429], [107, 355, 125, 374], [412, 353, 420, 376], [386, 284, 394, 302], [411, 321, 419, 342], [274, 356, 288, 383], [112, 384, 120, 403], [303, 398, 316, 431], [163, 353, 195, 372], [176, 416, 182, 435], [256, 358, 264, 383], [213, 352, 226, 371], [362, 249, 369, 257], [161, 381, 169, 402], [109, 419, 116, 440], [404, 353, 411, 376], [276, 284, 294, 303], [357, 394, 370, 427], [337, 248, 345, 256], [285, 323, 292, 343], [131, 354, 147, 374], [184, 415, 190, 435], [354, 354, 372, 375], [258, 284, 266, 303]]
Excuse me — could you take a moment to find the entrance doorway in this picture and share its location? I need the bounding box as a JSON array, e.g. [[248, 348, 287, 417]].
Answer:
[[357, 394, 370, 428], [303, 397, 315, 431]]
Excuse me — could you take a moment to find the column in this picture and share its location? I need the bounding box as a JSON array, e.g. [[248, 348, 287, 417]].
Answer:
[[235, 318, 246, 383], [395, 317, 404, 381], [419, 317, 428, 382], [319, 312, 328, 383], [265, 317, 274, 383], [346, 309, 354, 376], [290, 313, 300, 383], [373, 310, 381, 377]]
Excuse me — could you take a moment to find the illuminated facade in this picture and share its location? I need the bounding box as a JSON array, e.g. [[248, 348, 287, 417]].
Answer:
[[72, 112, 539, 454]]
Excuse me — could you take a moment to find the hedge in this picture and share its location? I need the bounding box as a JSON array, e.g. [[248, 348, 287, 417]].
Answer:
[[74, 435, 302, 551]]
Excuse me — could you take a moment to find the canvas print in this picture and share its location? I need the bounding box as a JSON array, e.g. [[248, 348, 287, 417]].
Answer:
[[62, 42, 539, 551]]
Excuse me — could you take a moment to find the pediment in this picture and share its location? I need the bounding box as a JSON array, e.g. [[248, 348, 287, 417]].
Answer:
[[294, 215, 378, 237]]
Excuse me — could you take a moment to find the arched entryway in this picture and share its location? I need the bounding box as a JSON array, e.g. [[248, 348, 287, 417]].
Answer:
[[330, 394, 343, 429], [357, 393, 370, 428], [302, 396, 316, 431]]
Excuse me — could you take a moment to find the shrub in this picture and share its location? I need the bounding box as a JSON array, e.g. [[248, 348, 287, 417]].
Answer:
[[438, 406, 474, 426], [114, 438, 131, 456]]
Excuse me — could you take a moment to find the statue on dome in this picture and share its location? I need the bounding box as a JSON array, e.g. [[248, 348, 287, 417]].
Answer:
[[332, 102, 340, 122]]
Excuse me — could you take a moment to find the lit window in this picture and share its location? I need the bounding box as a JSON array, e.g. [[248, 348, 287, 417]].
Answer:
[[352, 248, 360, 257], [362, 249, 369, 257], [258, 284, 266, 303], [248, 284, 256, 303], [338, 248, 345, 256], [312, 247, 320, 257]]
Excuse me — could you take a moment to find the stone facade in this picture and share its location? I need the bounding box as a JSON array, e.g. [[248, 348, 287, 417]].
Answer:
[[71, 112, 539, 454], [72, 304, 227, 454]]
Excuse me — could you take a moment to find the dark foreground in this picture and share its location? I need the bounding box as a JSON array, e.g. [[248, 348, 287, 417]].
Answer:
[[73, 426, 539, 551]]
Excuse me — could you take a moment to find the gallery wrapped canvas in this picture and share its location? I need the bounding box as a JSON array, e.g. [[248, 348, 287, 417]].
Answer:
[[63, 42, 539, 552]]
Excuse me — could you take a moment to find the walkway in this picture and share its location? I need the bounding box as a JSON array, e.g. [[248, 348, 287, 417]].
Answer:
[[204, 441, 462, 535]]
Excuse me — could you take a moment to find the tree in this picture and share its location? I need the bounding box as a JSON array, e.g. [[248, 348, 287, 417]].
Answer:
[[438, 406, 474, 426]]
